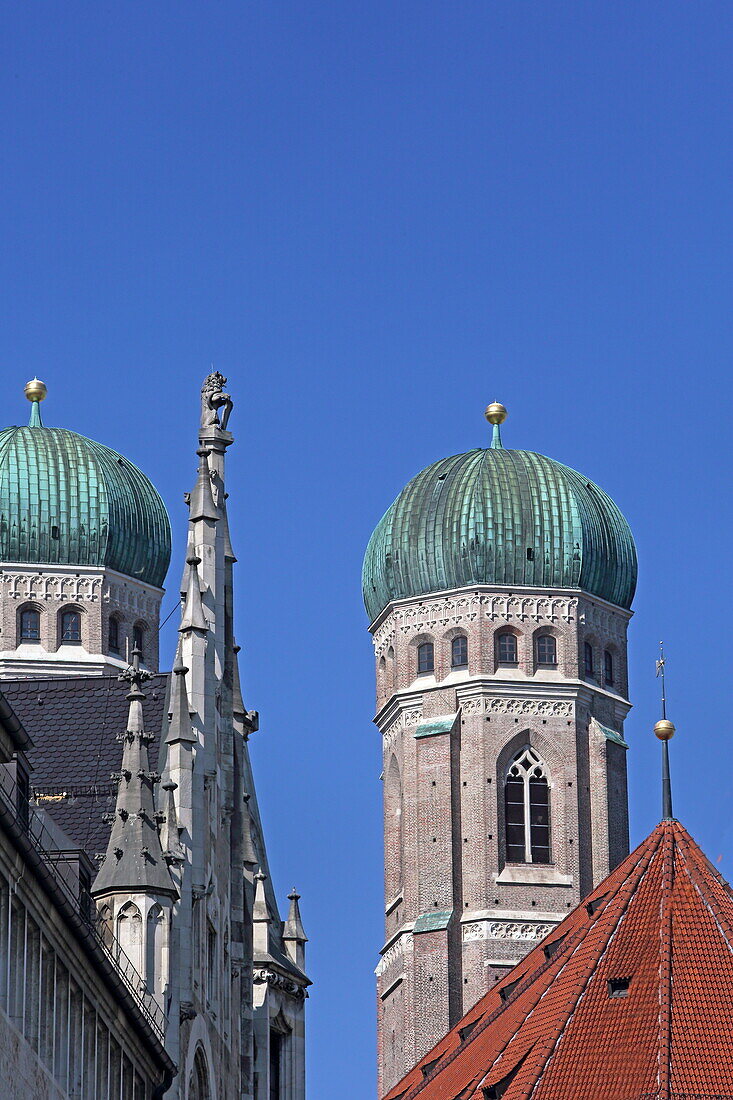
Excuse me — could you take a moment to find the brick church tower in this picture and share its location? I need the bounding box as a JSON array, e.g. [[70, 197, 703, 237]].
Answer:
[[362, 403, 637, 1096]]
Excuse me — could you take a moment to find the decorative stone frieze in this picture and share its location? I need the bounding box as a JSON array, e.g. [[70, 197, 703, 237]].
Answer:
[[381, 707, 423, 749], [462, 920, 554, 943], [458, 696, 573, 718], [253, 967, 308, 1001], [372, 589, 584, 650], [375, 933, 411, 977]]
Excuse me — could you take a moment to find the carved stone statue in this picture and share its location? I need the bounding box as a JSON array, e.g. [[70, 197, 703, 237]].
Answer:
[[200, 371, 233, 431]]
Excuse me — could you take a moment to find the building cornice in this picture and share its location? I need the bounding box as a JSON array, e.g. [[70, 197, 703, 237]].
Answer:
[[368, 582, 634, 635]]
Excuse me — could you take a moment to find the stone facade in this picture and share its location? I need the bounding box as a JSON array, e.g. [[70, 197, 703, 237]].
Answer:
[[91, 373, 309, 1100], [371, 584, 632, 1095], [0, 704, 173, 1098], [0, 564, 162, 678]]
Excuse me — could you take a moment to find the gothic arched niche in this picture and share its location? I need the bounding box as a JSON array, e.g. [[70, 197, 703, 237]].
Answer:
[[146, 903, 165, 995], [117, 901, 143, 976], [384, 754, 403, 899], [188, 1047, 210, 1100]]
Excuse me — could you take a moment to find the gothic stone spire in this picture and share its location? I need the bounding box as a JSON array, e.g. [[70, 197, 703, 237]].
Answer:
[[92, 648, 177, 899]]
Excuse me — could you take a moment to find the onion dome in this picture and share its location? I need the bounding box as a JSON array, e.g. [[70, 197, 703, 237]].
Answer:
[[362, 404, 636, 622], [0, 381, 171, 588]]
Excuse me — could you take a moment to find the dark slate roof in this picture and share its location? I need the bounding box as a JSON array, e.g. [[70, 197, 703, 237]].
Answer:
[[2, 674, 170, 860]]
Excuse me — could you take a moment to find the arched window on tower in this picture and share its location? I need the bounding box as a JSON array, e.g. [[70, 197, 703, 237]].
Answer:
[[133, 622, 145, 658], [417, 642, 434, 675], [60, 610, 82, 645], [496, 632, 518, 666], [504, 747, 551, 865], [108, 616, 120, 654], [604, 650, 614, 687], [584, 641, 594, 677], [535, 634, 557, 667], [19, 608, 41, 643], [451, 635, 468, 668]]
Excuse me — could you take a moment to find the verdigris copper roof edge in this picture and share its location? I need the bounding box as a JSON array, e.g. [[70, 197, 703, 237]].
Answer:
[[362, 447, 637, 622], [0, 425, 171, 588]]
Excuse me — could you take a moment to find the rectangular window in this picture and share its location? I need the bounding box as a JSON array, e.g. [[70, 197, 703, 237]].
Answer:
[[269, 1030, 282, 1100], [497, 633, 517, 665], [584, 642, 594, 676], [504, 779, 526, 863], [529, 779, 551, 864], [39, 936, 55, 1068], [109, 1037, 122, 1100], [95, 1019, 109, 1100], [8, 895, 25, 1028], [82, 999, 96, 1100], [122, 1053, 134, 1100], [68, 979, 83, 1098], [20, 609, 41, 641], [451, 635, 468, 668], [24, 914, 41, 1052], [54, 960, 69, 1092], [61, 612, 82, 644], [417, 643, 434, 674], [0, 875, 9, 1012]]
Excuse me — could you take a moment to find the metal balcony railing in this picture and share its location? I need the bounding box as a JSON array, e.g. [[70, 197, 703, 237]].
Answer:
[[0, 760, 166, 1042]]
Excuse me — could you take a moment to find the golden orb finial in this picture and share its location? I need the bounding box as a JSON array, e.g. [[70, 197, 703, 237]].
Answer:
[[484, 401, 507, 426], [654, 719, 675, 741], [24, 378, 47, 403]]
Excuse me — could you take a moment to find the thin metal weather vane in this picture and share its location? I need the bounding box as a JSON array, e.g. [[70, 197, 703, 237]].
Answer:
[[654, 641, 675, 821]]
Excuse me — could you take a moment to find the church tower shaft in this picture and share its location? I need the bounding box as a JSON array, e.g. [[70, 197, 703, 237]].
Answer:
[[364, 406, 636, 1096]]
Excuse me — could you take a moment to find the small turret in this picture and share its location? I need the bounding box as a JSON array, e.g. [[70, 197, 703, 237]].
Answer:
[[92, 648, 176, 900], [283, 889, 308, 970]]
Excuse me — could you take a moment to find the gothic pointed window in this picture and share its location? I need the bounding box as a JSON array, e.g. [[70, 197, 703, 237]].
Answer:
[[496, 632, 517, 666], [451, 635, 468, 668], [108, 616, 120, 654], [60, 610, 81, 644], [417, 642, 434, 675], [146, 905, 164, 995], [504, 747, 551, 865], [19, 608, 40, 643], [117, 902, 143, 976], [604, 650, 614, 686]]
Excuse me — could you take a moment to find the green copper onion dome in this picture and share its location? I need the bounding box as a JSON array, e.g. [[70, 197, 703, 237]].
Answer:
[[362, 405, 636, 622], [0, 381, 171, 588]]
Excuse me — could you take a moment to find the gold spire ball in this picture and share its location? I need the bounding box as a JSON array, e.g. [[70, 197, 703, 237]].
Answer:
[[24, 378, 47, 403], [484, 401, 507, 425], [654, 719, 676, 741]]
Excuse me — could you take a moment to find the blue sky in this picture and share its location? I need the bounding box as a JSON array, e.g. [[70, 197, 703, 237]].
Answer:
[[2, 3, 732, 1095]]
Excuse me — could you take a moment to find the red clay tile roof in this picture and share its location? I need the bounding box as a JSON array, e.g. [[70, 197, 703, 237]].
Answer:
[[385, 820, 733, 1100]]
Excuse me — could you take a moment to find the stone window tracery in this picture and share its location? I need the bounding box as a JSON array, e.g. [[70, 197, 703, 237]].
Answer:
[[504, 747, 551, 865]]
